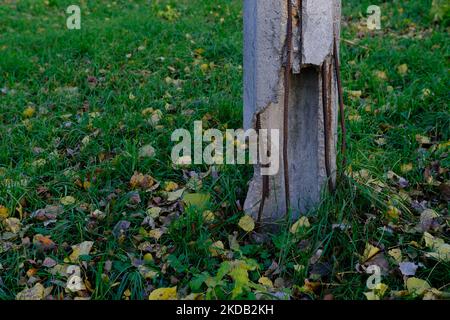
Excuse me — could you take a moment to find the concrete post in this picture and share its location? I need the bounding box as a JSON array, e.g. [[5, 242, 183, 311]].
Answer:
[[244, 0, 341, 223]]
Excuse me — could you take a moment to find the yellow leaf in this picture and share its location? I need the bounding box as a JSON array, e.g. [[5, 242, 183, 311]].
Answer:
[[147, 207, 162, 218], [362, 243, 380, 262], [202, 210, 215, 223], [397, 64, 408, 76], [60, 196, 76, 206], [141, 107, 154, 116], [406, 277, 431, 296], [200, 64, 209, 72], [294, 264, 306, 273], [416, 134, 431, 145], [164, 181, 179, 192], [209, 240, 224, 257], [348, 90, 362, 99], [386, 206, 400, 221], [388, 248, 402, 264], [182, 193, 211, 210], [149, 287, 177, 300], [148, 228, 164, 240], [422, 88, 431, 97], [258, 277, 273, 288], [238, 215, 255, 232], [364, 291, 379, 300], [400, 163, 413, 173], [144, 253, 154, 264], [23, 107, 35, 118], [123, 289, 131, 297], [364, 283, 389, 300], [424, 232, 450, 262], [83, 181, 91, 190], [194, 48, 205, 56], [69, 241, 94, 262], [4, 217, 21, 233], [0, 205, 9, 220], [290, 216, 310, 233], [374, 70, 388, 80]]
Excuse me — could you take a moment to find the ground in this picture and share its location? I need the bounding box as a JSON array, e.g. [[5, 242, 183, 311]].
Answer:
[[0, 0, 448, 300]]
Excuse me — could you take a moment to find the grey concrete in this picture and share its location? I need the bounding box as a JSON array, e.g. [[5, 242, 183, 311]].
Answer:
[[244, 0, 341, 222]]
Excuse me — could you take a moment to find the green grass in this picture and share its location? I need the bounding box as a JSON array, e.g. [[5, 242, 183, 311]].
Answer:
[[0, 0, 449, 300]]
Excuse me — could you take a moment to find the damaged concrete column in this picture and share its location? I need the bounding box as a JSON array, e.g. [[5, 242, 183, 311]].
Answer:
[[244, 0, 341, 223]]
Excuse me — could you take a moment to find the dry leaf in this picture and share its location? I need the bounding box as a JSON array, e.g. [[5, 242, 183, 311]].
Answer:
[[16, 283, 45, 300], [167, 188, 185, 202], [238, 215, 255, 232], [397, 64, 408, 76], [60, 196, 76, 206], [0, 205, 9, 220], [3, 217, 21, 233], [68, 241, 94, 262], [139, 144, 155, 158], [209, 240, 225, 257]]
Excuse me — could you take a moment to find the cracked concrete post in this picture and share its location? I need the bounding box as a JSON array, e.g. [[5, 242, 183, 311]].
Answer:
[[244, 0, 341, 223]]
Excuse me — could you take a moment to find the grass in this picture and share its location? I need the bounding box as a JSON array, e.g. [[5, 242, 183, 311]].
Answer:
[[0, 0, 449, 300]]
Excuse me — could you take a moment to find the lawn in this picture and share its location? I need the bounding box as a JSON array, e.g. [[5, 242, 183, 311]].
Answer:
[[0, 0, 448, 300]]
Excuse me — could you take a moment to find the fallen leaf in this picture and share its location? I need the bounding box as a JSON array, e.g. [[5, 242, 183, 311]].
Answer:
[[209, 240, 225, 257], [406, 277, 431, 296], [16, 283, 45, 300], [0, 205, 9, 220], [388, 248, 402, 264], [362, 243, 381, 263], [139, 144, 155, 158], [397, 64, 408, 76], [149, 287, 177, 300], [33, 234, 56, 251], [130, 172, 156, 190], [400, 163, 413, 173], [386, 206, 401, 221], [364, 283, 389, 300], [374, 70, 388, 80], [60, 196, 76, 206], [167, 188, 185, 202], [147, 207, 162, 219], [399, 262, 418, 276], [68, 241, 94, 262], [138, 265, 158, 280], [258, 277, 274, 288], [238, 215, 255, 232], [182, 193, 210, 209], [148, 228, 164, 240], [23, 107, 36, 118], [290, 216, 311, 233], [202, 210, 215, 223], [424, 232, 450, 262], [143, 253, 154, 263], [3, 217, 21, 233], [419, 209, 441, 232], [164, 181, 179, 192], [42, 257, 57, 268], [112, 220, 131, 239], [415, 134, 431, 145], [348, 90, 362, 99]]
